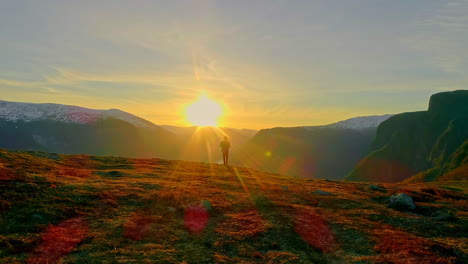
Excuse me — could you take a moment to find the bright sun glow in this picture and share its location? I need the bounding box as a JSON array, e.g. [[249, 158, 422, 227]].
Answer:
[[185, 93, 223, 127]]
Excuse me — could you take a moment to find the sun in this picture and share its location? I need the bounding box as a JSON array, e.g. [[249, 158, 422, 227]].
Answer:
[[185, 93, 223, 127]]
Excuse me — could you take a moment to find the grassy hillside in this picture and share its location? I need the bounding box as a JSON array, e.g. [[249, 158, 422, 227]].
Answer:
[[0, 148, 466, 263], [406, 140, 468, 183]]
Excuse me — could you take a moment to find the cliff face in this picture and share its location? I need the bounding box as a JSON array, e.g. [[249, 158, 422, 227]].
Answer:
[[427, 90, 468, 116], [346, 90, 468, 182]]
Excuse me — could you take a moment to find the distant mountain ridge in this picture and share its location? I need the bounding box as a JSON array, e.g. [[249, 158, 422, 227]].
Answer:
[[303, 114, 394, 131], [0, 100, 157, 129], [160, 125, 257, 138], [0, 100, 257, 162], [325, 114, 394, 130], [346, 90, 468, 182], [233, 115, 393, 180]]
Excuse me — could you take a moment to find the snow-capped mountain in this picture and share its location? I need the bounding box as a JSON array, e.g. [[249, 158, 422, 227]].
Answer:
[[304, 114, 394, 131], [0, 100, 157, 129]]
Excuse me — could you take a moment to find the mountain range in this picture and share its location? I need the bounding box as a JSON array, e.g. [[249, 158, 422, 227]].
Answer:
[[0, 100, 256, 163], [303, 114, 394, 131], [0, 100, 389, 166], [0, 100, 156, 129], [1, 90, 467, 183]]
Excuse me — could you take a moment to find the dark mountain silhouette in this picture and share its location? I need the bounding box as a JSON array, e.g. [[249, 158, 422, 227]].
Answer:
[[346, 90, 468, 182], [160, 125, 257, 139], [232, 126, 378, 180], [0, 118, 180, 158]]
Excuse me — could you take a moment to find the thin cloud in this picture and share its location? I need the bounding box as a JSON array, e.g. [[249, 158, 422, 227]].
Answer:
[[0, 79, 32, 87]]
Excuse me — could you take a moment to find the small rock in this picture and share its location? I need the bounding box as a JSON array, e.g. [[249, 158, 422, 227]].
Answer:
[[389, 193, 416, 211], [31, 214, 46, 224], [281, 186, 289, 191], [200, 200, 212, 211], [368, 185, 386, 193], [313, 190, 332, 196]]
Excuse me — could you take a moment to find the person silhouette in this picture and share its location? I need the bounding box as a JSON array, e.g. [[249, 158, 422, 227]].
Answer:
[[220, 136, 231, 165]]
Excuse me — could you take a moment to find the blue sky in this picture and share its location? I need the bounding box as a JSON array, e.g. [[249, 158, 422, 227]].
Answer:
[[1, 0, 467, 129]]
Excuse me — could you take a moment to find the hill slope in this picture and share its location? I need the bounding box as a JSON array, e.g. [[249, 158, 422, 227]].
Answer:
[[0, 148, 466, 263], [0, 100, 180, 158], [406, 140, 468, 183], [0, 117, 179, 158], [347, 90, 468, 183]]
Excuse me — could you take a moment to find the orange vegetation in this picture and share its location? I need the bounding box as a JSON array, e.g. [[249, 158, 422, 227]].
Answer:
[[293, 208, 337, 252], [215, 208, 271, 240], [27, 217, 88, 264], [123, 211, 163, 241], [373, 228, 456, 264]]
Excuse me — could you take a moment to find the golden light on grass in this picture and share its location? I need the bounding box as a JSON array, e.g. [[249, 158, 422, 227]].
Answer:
[[185, 93, 223, 127]]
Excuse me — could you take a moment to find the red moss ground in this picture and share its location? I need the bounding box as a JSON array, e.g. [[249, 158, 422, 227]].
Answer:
[[293, 208, 337, 253], [27, 217, 88, 264], [215, 208, 271, 240], [0, 148, 466, 263]]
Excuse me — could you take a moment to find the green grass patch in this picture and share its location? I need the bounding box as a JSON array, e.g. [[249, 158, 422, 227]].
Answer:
[[251, 195, 337, 264], [331, 224, 375, 256], [367, 213, 465, 238], [94, 170, 126, 178], [0, 178, 96, 234]]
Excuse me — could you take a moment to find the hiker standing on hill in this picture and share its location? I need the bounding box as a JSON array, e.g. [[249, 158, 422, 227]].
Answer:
[[220, 136, 230, 165]]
